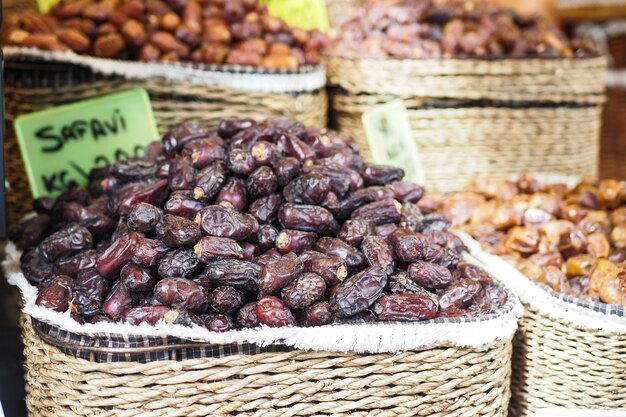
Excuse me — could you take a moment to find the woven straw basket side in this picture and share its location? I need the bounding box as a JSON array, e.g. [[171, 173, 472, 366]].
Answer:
[[4, 60, 327, 224], [325, 56, 607, 101], [509, 305, 626, 416], [332, 94, 602, 192], [20, 313, 514, 417]]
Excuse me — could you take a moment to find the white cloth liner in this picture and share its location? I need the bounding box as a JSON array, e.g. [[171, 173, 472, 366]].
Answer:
[[4, 47, 326, 94], [455, 231, 626, 334], [3, 242, 521, 353]]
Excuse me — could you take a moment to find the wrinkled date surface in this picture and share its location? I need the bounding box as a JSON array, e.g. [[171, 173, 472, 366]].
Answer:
[[22, 117, 506, 330], [5, 0, 326, 68]]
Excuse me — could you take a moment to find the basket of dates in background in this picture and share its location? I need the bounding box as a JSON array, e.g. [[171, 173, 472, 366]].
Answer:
[[5, 117, 520, 416], [2, 0, 328, 224], [325, 0, 606, 193], [436, 174, 626, 416]]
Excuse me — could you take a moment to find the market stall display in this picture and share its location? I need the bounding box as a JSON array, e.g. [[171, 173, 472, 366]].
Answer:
[[435, 175, 626, 416], [326, 0, 606, 192], [2, 0, 328, 224], [4, 117, 520, 416]]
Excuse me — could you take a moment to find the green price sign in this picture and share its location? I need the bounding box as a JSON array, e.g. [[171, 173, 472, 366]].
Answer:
[[35, 0, 59, 13], [14, 88, 159, 198], [260, 0, 330, 32], [362, 99, 425, 185]]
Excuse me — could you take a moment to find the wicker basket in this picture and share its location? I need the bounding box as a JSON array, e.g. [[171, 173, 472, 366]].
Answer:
[[556, 0, 626, 22], [3, 0, 38, 14], [599, 87, 626, 179], [3, 241, 520, 417], [458, 232, 626, 417], [4, 50, 327, 224], [326, 56, 607, 193]]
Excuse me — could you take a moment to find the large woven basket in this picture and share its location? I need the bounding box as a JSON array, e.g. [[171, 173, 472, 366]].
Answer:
[[4, 242, 521, 417], [326, 56, 607, 193], [4, 49, 327, 224], [458, 232, 626, 417]]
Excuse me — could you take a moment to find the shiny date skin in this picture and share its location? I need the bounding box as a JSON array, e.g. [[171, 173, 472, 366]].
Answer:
[[407, 261, 453, 290], [361, 236, 395, 276], [35, 275, 74, 312], [154, 277, 208, 313], [39, 225, 93, 262], [195, 205, 258, 240], [300, 301, 333, 327], [259, 253, 304, 293], [256, 296, 296, 327], [330, 267, 387, 318], [203, 259, 261, 291], [373, 293, 438, 321], [315, 237, 367, 274]]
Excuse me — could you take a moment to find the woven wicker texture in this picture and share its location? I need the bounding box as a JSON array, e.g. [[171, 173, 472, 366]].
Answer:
[[4, 60, 327, 223], [3, 0, 37, 14], [20, 313, 514, 417], [326, 56, 606, 193], [509, 305, 626, 416]]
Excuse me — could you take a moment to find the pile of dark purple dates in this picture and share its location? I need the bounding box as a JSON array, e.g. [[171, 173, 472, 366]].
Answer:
[[13, 117, 507, 331]]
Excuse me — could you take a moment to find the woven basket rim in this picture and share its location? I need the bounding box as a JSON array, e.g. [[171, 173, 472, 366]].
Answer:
[[324, 54, 606, 63], [4, 46, 327, 93]]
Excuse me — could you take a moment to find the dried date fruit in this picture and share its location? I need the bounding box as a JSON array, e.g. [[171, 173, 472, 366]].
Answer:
[[338, 220, 375, 246], [196, 205, 258, 240], [154, 277, 208, 313], [122, 306, 170, 326], [373, 293, 438, 321], [278, 203, 337, 233], [407, 261, 452, 290], [253, 224, 279, 251], [74, 268, 109, 316], [247, 166, 278, 199], [158, 247, 201, 279], [131, 237, 170, 268], [120, 263, 155, 292], [281, 272, 326, 309], [164, 190, 206, 219], [156, 214, 201, 247], [39, 225, 93, 261], [96, 231, 140, 279], [256, 296, 296, 327], [205, 314, 236, 332], [351, 198, 402, 225], [35, 275, 73, 312], [276, 229, 317, 254], [283, 173, 330, 205], [361, 236, 395, 276], [330, 267, 387, 318], [53, 249, 99, 277], [274, 157, 301, 186], [236, 302, 259, 328], [303, 253, 347, 285], [248, 194, 282, 223], [21, 249, 55, 285], [209, 286, 246, 314], [259, 253, 304, 294], [315, 237, 366, 273], [438, 279, 482, 311], [388, 228, 428, 263], [362, 164, 404, 186], [203, 259, 261, 291], [301, 301, 333, 326], [102, 280, 135, 318], [128, 203, 163, 234], [194, 236, 245, 262], [193, 161, 227, 201], [216, 177, 248, 211]]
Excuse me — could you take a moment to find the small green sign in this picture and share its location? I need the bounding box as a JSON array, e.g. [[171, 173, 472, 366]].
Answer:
[[362, 99, 425, 185], [14, 88, 158, 198], [35, 0, 59, 13], [260, 0, 330, 32]]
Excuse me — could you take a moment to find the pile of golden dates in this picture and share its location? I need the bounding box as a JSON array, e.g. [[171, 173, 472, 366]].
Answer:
[[427, 175, 626, 306]]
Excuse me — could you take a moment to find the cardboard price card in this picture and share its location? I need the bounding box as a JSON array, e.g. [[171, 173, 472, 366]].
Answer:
[[259, 0, 330, 32], [362, 99, 425, 185], [14, 88, 158, 198]]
